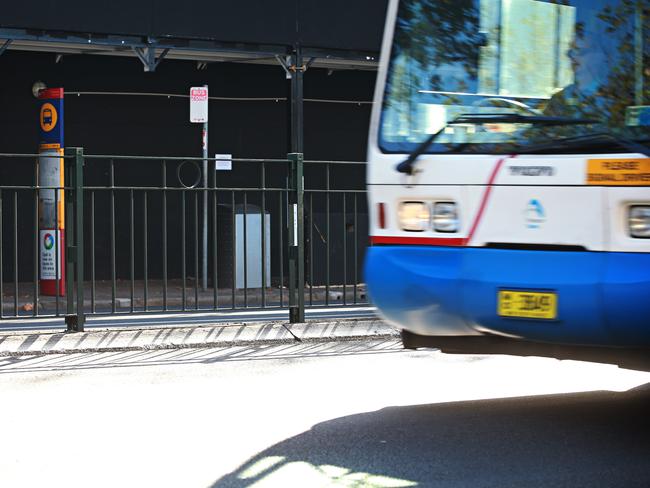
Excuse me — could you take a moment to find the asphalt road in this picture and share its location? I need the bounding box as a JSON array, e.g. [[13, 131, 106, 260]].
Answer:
[[2, 339, 650, 487]]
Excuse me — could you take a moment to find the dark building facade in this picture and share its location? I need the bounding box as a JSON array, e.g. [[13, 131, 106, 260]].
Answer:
[[1, 0, 387, 158], [1, 1, 386, 53], [0, 52, 376, 159], [0, 1, 387, 287]]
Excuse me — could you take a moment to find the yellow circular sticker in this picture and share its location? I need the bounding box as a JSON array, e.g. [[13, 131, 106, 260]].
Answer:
[[40, 103, 58, 132]]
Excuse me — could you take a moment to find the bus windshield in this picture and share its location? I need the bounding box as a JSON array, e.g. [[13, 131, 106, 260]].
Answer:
[[379, 0, 650, 154]]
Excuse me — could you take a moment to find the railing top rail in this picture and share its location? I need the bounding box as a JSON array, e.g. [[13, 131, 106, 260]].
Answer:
[[82, 185, 290, 191], [0, 153, 367, 166], [84, 154, 291, 163], [0, 185, 69, 190], [0, 153, 75, 159], [304, 160, 367, 165], [77, 185, 367, 192]]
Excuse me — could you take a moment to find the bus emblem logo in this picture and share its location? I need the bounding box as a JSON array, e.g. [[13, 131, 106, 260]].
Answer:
[[40, 103, 58, 132], [525, 199, 545, 229]]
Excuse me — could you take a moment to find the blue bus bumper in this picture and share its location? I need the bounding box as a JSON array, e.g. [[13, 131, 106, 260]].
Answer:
[[365, 246, 650, 347]]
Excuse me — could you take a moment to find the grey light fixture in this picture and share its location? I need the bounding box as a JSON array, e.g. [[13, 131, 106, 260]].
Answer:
[[32, 80, 47, 98]]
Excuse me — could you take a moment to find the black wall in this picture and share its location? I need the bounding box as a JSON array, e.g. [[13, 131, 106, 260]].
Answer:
[[0, 51, 374, 285], [0, 51, 374, 159], [0, 1, 388, 52]]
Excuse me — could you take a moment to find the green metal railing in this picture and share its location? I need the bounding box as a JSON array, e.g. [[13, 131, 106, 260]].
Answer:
[[0, 150, 84, 329], [0, 149, 368, 331]]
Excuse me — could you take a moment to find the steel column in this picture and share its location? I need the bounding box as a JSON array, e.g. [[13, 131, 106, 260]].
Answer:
[[288, 44, 304, 323], [288, 152, 305, 323], [64, 147, 85, 332], [290, 46, 304, 154]]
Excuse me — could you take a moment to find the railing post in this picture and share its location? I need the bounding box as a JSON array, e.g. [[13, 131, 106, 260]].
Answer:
[[288, 152, 305, 323], [64, 147, 85, 332], [64, 152, 74, 323]]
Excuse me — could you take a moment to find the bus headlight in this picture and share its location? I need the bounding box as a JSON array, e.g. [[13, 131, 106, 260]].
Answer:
[[629, 206, 650, 238], [398, 202, 430, 231], [433, 202, 459, 233]]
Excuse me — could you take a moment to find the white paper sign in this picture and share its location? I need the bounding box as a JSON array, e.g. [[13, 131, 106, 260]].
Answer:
[[190, 86, 208, 123], [40, 230, 62, 280], [215, 154, 232, 171], [292, 204, 298, 246]]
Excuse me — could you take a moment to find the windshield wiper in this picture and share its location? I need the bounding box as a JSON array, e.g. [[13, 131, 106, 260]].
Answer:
[[454, 113, 599, 126], [511, 132, 650, 157], [396, 113, 600, 175]]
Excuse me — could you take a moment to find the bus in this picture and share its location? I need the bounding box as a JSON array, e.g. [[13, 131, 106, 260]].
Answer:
[[365, 0, 650, 369]]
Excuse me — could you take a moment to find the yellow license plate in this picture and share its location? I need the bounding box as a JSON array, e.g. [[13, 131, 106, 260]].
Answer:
[[498, 290, 557, 320]]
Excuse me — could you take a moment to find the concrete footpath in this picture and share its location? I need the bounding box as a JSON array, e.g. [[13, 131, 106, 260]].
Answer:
[[0, 318, 399, 357]]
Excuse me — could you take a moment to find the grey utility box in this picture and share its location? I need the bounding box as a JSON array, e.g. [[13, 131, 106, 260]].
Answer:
[[217, 204, 271, 289]]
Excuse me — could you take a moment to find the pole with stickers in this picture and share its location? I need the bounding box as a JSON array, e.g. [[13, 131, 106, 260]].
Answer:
[[38, 87, 65, 297], [190, 85, 209, 290]]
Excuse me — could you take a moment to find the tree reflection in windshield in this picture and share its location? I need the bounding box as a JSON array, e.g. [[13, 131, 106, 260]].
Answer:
[[380, 0, 650, 154]]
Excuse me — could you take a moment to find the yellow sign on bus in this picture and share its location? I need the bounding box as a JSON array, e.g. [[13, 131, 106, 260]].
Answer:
[[587, 158, 650, 186]]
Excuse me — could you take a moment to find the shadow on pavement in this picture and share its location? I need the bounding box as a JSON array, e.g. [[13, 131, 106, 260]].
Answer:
[[213, 385, 650, 488], [0, 339, 404, 374]]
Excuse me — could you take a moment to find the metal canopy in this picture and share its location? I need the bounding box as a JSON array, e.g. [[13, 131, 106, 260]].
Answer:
[[0, 28, 379, 71]]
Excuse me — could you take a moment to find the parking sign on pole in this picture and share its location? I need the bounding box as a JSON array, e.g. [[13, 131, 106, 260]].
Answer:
[[190, 86, 208, 123], [190, 86, 209, 290]]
